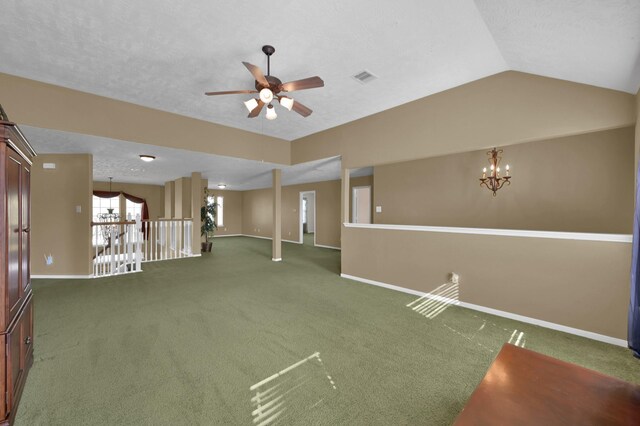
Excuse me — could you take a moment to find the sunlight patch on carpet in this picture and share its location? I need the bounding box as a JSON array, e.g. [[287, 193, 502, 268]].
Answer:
[[250, 352, 337, 425]]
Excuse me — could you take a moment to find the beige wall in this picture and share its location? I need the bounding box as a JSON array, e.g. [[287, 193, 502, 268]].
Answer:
[[32, 154, 93, 275], [241, 179, 344, 248], [372, 127, 634, 234], [342, 227, 631, 340], [292, 71, 636, 168], [93, 181, 165, 219], [209, 189, 243, 236], [0, 73, 291, 165], [282, 181, 342, 247], [242, 188, 273, 239]]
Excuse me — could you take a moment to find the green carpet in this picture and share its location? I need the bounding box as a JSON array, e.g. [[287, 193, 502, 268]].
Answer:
[[303, 232, 314, 246], [17, 237, 639, 425]]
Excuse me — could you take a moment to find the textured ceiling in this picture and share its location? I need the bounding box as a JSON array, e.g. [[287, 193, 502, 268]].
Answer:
[[0, 0, 508, 141], [475, 0, 640, 94], [22, 126, 371, 190], [1, 1, 638, 144]]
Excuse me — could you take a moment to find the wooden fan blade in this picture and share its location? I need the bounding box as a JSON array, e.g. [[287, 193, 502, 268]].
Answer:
[[204, 90, 258, 96], [280, 76, 324, 92], [291, 100, 312, 117], [248, 100, 265, 118], [242, 62, 269, 87]]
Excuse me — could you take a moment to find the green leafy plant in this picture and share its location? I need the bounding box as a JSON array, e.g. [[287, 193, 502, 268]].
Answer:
[[201, 189, 218, 243]]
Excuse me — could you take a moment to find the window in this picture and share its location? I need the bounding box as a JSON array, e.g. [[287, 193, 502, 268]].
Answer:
[[92, 195, 120, 245], [125, 199, 143, 221], [302, 198, 308, 224], [216, 196, 224, 227]]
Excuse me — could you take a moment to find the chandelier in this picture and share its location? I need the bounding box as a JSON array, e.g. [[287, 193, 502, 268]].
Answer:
[[479, 148, 511, 196], [97, 177, 120, 242]]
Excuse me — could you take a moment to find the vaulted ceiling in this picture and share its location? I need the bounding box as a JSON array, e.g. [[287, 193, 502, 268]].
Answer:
[[0, 0, 640, 140], [2, 0, 639, 142]]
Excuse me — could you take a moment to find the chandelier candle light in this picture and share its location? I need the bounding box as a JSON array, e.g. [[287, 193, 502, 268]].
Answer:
[[479, 148, 511, 196], [97, 177, 121, 242]]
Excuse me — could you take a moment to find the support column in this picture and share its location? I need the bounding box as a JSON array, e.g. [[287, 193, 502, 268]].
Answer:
[[164, 181, 174, 218], [341, 167, 350, 224], [191, 172, 202, 255], [272, 169, 282, 261]]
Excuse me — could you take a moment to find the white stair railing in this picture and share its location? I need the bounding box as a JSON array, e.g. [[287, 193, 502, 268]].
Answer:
[[91, 213, 143, 278], [140, 218, 194, 262]]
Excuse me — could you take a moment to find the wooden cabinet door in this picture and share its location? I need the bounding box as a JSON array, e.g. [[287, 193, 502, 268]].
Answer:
[[21, 165, 30, 297], [21, 299, 33, 365], [6, 153, 23, 324], [6, 312, 24, 409]]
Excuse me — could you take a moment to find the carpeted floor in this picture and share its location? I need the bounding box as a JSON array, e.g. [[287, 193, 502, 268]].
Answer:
[[302, 232, 314, 246], [16, 236, 639, 425]]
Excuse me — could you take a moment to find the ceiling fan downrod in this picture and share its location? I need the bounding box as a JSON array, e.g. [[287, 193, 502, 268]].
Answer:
[[262, 45, 275, 76]]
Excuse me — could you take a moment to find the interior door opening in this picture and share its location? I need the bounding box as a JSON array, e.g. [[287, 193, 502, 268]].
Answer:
[[352, 186, 371, 224], [299, 191, 316, 246]]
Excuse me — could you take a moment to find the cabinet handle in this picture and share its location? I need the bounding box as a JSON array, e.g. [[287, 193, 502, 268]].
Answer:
[[23, 227, 30, 233], [25, 336, 31, 345]]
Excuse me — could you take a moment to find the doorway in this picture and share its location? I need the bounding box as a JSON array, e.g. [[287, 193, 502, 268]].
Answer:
[[299, 191, 316, 246], [352, 186, 371, 224]]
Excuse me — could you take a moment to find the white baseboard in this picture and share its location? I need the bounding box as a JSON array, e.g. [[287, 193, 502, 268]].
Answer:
[[272, 258, 282, 262], [32, 274, 94, 279], [340, 273, 627, 347], [241, 234, 336, 248], [214, 234, 243, 238], [242, 234, 271, 241], [314, 244, 341, 250]]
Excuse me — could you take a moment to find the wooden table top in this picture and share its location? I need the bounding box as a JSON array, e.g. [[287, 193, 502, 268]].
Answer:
[[454, 343, 640, 426]]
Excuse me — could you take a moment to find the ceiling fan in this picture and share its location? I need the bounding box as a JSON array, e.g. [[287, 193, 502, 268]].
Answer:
[[205, 45, 324, 120]]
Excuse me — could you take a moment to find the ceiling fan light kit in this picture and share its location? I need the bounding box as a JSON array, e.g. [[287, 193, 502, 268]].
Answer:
[[279, 96, 294, 111], [205, 45, 324, 120], [259, 88, 274, 104], [244, 98, 259, 112], [265, 104, 277, 120]]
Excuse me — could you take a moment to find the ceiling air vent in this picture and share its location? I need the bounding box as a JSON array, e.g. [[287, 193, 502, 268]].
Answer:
[[352, 70, 377, 84]]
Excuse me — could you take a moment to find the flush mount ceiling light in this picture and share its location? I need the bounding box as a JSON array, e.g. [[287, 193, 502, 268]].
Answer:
[[217, 184, 227, 189], [205, 45, 324, 119], [479, 148, 511, 196], [139, 155, 155, 162]]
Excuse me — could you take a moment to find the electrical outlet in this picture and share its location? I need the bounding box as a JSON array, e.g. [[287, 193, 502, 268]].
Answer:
[[376, 206, 382, 213], [450, 273, 459, 284], [44, 254, 54, 265]]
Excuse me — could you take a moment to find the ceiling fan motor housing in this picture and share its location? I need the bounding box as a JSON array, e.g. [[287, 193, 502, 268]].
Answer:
[[255, 75, 283, 94]]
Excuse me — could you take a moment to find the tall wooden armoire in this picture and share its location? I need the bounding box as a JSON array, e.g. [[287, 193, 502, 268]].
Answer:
[[0, 119, 35, 425]]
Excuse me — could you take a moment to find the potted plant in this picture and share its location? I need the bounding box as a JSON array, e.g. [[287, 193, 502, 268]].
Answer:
[[201, 189, 217, 252]]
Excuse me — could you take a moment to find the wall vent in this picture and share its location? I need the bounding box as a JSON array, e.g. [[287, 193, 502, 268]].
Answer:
[[352, 70, 377, 84]]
